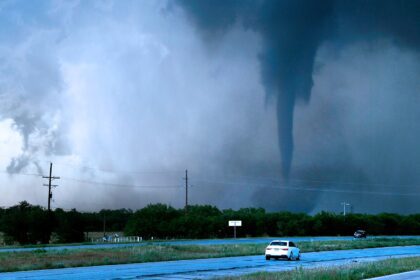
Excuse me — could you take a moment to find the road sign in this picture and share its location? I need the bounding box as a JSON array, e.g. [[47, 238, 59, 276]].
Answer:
[[228, 221, 242, 238], [229, 220, 242, 226]]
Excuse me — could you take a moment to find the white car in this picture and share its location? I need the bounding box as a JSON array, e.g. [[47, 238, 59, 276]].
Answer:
[[265, 240, 300, 260]]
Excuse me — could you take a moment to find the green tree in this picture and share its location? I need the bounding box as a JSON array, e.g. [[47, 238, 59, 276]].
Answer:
[[175, 205, 222, 238], [1, 201, 51, 245], [125, 204, 180, 239], [54, 208, 85, 243]]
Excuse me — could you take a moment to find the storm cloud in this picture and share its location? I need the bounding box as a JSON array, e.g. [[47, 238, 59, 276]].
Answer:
[[175, 0, 419, 180], [0, 0, 418, 213]]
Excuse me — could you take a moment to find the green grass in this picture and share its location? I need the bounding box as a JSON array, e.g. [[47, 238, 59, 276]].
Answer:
[[0, 244, 263, 272], [0, 236, 415, 250], [0, 242, 95, 250], [298, 238, 420, 252], [220, 257, 420, 279], [0, 238, 418, 273]]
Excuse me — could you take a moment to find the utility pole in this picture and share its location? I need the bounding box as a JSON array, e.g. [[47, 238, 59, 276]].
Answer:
[[42, 162, 60, 211], [103, 213, 106, 239], [341, 202, 350, 216], [184, 169, 188, 211]]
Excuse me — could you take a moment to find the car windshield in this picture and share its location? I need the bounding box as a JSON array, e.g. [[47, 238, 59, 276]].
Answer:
[[270, 241, 287, 246]]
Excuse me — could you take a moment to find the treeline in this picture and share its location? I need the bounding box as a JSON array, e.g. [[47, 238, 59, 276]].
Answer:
[[124, 204, 420, 239], [0, 201, 132, 245], [0, 202, 419, 245]]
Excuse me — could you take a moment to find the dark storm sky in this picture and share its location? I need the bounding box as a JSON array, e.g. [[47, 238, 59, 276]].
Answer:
[[0, 0, 419, 213]]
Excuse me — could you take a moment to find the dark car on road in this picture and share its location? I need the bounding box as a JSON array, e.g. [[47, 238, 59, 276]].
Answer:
[[354, 230, 367, 238]]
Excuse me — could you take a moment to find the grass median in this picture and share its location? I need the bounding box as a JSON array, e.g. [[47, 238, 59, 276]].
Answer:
[[0, 238, 419, 273], [220, 256, 420, 280]]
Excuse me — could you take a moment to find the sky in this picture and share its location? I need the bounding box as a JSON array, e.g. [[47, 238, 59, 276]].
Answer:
[[0, 0, 419, 214]]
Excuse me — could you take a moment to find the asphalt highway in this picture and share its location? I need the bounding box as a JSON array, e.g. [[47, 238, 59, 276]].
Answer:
[[0, 235, 419, 253], [1, 246, 419, 279]]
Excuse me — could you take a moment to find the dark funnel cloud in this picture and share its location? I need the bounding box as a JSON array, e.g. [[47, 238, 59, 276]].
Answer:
[[175, 0, 419, 179]]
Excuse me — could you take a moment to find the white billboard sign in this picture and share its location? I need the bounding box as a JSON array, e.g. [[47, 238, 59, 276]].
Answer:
[[229, 220, 242, 227]]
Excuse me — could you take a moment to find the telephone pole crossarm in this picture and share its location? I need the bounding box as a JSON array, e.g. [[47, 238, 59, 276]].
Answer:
[[42, 163, 60, 211]]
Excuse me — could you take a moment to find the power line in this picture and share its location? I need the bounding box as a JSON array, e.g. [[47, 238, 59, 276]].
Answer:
[[1, 169, 419, 196], [0, 153, 183, 176], [0, 170, 182, 189], [60, 177, 182, 189], [0, 171, 181, 190], [276, 185, 420, 196], [193, 179, 420, 197], [286, 178, 419, 189], [0, 153, 418, 189], [1, 170, 418, 196], [194, 173, 419, 189], [52, 161, 183, 175]]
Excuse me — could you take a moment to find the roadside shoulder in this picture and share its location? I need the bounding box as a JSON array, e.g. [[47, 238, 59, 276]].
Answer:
[[367, 270, 420, 280]]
